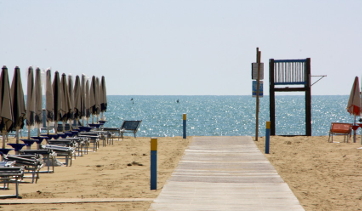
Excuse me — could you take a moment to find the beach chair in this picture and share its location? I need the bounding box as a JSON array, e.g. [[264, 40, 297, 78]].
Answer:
[[0, 166, 24, 198], [42, 145, 75, 167], [328, 122, 353, 143], [20, 149, 56, 173], [2, 154, 43, 183], [103, 120, 142, 140]]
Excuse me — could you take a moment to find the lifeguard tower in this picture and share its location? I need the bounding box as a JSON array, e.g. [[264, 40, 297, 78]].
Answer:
[[269, 58, 312, 136]]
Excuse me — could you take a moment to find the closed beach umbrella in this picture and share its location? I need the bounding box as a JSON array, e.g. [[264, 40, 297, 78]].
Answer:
[[85, 78, 91, 122], [96, 77, 101, 119], [81, 74, 87, 124], [26, 67, 35, 139], [45, 69, 54, 132], [60, 73, 71, 126], [73, 75, 82, 124], [0, 66, 14, 148], [347, 76, 361, 115], [10, 66, 26, 143], [100, 76, 107, 113], [68, 75, 74, 124], [347, 76, 361, 142], [89, 76, 99, 123], [34, 68, 43, 135], [53, 71, 63, 133]]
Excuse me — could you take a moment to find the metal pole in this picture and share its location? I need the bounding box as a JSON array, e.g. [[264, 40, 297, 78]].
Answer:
[[255, 48, 261, 141]]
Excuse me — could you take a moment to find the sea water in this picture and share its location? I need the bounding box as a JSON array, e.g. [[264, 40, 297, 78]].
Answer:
[[101, 95, 356, 137], [23, 95, 356, 137]]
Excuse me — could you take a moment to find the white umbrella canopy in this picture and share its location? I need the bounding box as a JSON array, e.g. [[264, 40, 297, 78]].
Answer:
[[10, 66, 26, 143], [347, 76, 361, 143], [0, 66, 14, 148], [34, 68, 43, 135], [26, 67, 35, 139]]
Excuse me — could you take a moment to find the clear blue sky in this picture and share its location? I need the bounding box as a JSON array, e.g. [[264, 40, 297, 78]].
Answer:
[[0, 0, 361, 95]]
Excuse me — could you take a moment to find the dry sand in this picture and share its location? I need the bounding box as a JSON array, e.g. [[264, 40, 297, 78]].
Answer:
[[255, 135, 362, 211], [0, 136, 190, 211], [1, 134, 362, 211]]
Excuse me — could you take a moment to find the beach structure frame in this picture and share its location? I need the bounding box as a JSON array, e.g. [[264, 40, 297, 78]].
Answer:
[[269, 58, 312, 136]]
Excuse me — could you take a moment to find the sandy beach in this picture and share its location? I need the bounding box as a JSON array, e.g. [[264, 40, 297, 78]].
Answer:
[[255, 135, 362, 211], [1, 134, 362, 211]]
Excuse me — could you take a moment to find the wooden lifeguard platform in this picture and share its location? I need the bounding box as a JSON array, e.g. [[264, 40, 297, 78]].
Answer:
[[269, 58, 312, 136]]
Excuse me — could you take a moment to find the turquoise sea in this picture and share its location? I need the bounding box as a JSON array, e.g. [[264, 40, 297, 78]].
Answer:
[[99, 95, 357, 137]]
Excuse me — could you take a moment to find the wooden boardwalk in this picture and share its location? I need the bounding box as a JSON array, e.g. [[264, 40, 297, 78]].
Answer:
[[148, 136, 305, 211]]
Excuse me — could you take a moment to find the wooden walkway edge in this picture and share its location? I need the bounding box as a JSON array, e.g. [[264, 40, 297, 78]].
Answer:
[[148, 136, 305, 211], [0, 198, 154, 204]]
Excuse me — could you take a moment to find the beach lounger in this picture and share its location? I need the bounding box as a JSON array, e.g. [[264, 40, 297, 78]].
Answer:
[[2, 155, 43, 183], [328, 122, 353, 143], [103, 120, 142, 140], [20, 149, 57, 173], [80, 131, 111, 146], [0, 166, 24, 198], [47, 139, 77, 147], [77, 135, 99, 151], [43, 145, 75, 167], [63, 137, 88, 156]]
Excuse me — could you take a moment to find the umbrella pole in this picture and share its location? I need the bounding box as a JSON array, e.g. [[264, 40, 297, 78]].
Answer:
[[27, 126, 31, 139], [46, 121, 49, 135], [2, 130, 5, 149], [16, 129, 19, 144], [55, 122, 58, 134], [354, 116, 357, 143]]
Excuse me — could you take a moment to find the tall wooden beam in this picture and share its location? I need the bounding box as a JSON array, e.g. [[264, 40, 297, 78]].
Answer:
[[269, 59, 276, 135]]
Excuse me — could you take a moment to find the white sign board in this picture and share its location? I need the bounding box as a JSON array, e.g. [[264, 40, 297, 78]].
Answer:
[[252, 63, 264, 80]]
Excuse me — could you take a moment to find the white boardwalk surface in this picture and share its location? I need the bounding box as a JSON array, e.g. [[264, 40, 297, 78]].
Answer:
[[148, 136, 305, 211]]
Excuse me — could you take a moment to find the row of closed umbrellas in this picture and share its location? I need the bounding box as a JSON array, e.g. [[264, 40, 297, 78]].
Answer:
[[0, 65, 107, 147]]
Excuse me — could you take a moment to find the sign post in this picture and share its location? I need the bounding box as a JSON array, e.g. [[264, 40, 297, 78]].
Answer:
[[252, 48, 263, 141]]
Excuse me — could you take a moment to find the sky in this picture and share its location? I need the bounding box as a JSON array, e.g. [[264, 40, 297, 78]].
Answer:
[[0, 0, 361, 96]]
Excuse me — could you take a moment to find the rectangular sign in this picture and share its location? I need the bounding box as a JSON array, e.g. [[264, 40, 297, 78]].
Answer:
[[252, 63, 264, 80], [252, 80, 263, 97]]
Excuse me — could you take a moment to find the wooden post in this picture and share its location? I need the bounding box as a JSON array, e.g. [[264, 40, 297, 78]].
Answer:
[[305, 58, 312, 136], [265, 121, 270, 154], [183, 114, 187, 139], [269, 59, 276, 135], [150, 138, 157, 190]]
